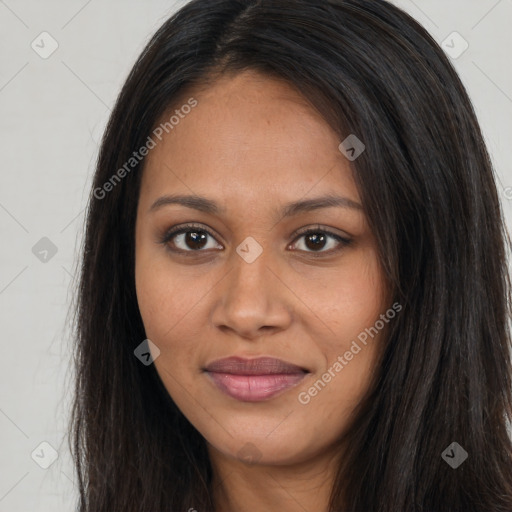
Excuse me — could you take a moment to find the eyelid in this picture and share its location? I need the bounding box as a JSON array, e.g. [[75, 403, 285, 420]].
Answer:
[[291, 224, 352, 242]]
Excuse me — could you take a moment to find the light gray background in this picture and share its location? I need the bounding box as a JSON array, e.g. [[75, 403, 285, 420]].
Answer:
[[0, 1, 511, 510]]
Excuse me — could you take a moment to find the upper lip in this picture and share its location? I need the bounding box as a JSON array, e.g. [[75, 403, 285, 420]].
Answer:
[[204, 356, 309, 375]]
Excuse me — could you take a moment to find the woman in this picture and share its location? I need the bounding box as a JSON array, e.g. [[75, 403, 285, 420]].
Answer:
[[70, 0, 512, 510]]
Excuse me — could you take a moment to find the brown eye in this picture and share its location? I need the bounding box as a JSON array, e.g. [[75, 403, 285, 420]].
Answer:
[[304, 232, 327, 251], [162, 225, 223, 253], [290, 228, 352, 255], [182, 231, 208, 250]]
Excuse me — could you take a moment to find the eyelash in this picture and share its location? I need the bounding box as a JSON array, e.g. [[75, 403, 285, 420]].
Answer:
[[159, 223, 352, 257]]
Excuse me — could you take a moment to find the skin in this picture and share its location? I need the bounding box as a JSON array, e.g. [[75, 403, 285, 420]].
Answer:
[[135, 70, 388, 512]]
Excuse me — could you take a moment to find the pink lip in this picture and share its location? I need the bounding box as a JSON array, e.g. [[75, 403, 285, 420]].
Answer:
[[204, 357, 309, 402]]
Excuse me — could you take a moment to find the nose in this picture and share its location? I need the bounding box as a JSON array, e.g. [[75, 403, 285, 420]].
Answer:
[[210, 248, 293, 340]]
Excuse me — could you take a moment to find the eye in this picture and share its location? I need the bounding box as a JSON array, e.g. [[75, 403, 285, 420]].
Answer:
[[160, 223, 352, 257], [160, 223, 222, 253], [289, 226, 352, 255]]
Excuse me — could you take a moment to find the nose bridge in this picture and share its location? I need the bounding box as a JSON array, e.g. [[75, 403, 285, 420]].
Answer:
[[226, 244, 273, 311], [211, 243, 291, 337]]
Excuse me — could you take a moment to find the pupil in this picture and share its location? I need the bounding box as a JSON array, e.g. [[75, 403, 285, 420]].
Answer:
[[305, 233, 326, 251], [185, 231, 207, 250]]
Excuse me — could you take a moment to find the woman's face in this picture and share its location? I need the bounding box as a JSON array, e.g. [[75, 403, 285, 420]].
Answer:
[[135, 70, 388, 466]]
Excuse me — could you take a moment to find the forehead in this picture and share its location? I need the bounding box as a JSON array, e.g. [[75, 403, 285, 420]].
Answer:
[[140, 70, 359, 209]]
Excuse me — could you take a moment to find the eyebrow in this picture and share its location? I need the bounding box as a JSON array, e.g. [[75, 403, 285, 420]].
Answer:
[[148, 193, 363, 217]]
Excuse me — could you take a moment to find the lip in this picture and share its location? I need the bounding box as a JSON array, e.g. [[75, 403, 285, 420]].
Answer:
[[204, 356, 309, 402]]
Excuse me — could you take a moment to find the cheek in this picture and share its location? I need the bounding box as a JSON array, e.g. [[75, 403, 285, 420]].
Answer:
[[305, 250, 385, 395], [136, 270, 192, 342], [136, 251, 183, 343], [300, 247, 385, 335], [135, 253, 215, 372]]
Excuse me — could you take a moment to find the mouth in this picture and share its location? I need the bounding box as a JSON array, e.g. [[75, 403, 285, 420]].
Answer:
[[203, 356, 310, 402]]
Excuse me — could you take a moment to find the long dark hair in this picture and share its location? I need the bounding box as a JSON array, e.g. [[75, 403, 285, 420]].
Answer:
[[69, 0, 512, 510]]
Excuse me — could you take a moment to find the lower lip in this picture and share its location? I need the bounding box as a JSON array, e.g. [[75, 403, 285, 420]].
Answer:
[[205, 372, 307, 402]]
